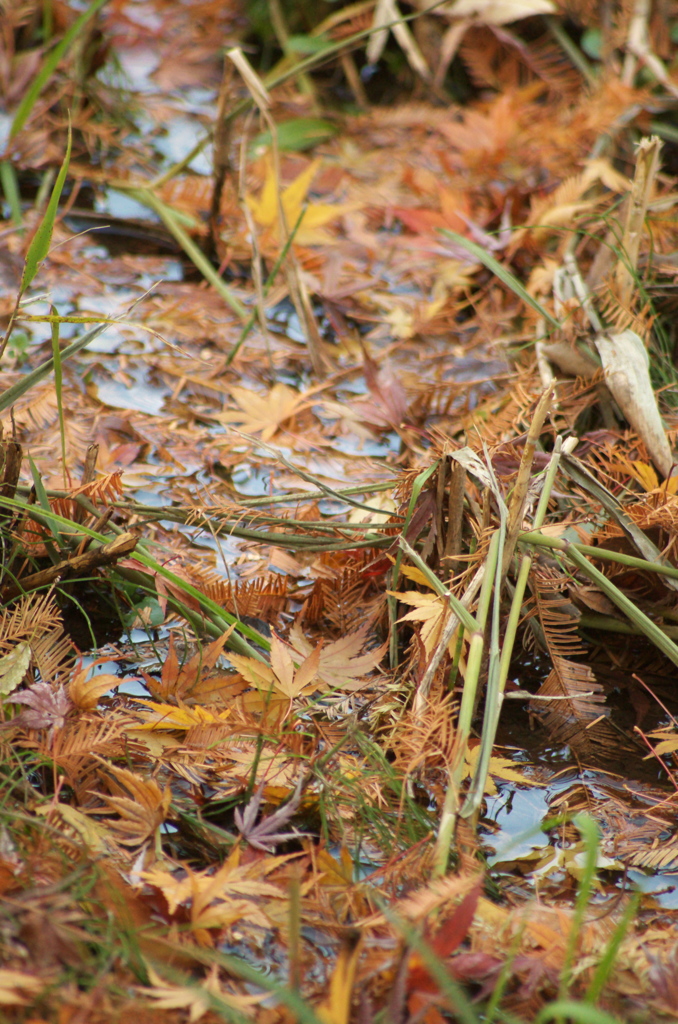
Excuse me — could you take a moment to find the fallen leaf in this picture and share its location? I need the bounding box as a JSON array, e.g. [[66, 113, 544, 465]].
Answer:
[[132, 698, 232, 731], [247, 157, 356, 246], [0, 642, 31, 697], [218, 383, 311, 441], [595, 329, 673, 477], [4, 682, 72, 731]]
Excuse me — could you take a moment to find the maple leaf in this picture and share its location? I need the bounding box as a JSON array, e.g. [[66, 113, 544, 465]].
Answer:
[[463, 743, 542, 796], [217, 383, 311, 442], [91, 766, 171, 846], [132, 698, 232, 731], [391, 589, 450, 659], [226, 634, 320, 702], [228, 625, 384, 699], [68, 658, 120, 710], [141, 847, 287, 941], [269, 631, 323, 699], [142, 630, 234, 702], [140, 965, 260, 1022], [394, 186, 471, 240], [4, 682, 72, 731], [246, 157, 355, 246], [288, 622, 386, 693], [234, 778, 308, 852]]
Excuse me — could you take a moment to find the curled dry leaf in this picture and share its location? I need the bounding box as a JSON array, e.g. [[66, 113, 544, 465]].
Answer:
[[595, 329, 673, 477], [68, 659, 120, 710]]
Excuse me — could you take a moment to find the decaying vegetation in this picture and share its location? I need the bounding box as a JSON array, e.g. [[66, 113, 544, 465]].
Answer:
[[2, 0, 678, 1020]]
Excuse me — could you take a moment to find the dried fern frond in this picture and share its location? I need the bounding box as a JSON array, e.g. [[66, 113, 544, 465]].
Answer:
[[0, 594, 72, 683], [495, 30, 582, 97], [595, 289, 654, 337], [50, 472, 125, 521], [627, 832, 678, 870], [529, 567, 618, 757], [190, 568, 289, 623]]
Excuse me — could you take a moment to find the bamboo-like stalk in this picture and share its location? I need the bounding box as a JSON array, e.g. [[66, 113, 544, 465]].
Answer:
[[563, 544, 678, 667], [431, 532, 499, 878], [519, 530, 678, 580], [460, 439, 563, 822]]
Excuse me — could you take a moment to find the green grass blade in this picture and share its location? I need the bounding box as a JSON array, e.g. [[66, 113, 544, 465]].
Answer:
[[20, 120, 72, 293], [0, 160, 22, 228], [0, 321, 110, 414], [9, 0, 109, 139], [122, 188, 248, 320], [564, 542, 678, 667], [226, 202, 307, 364], [559, 813, 601, 999], [534, 1001, 624, 1024], [50, 309, 67, 486], [0, 492, 270, 659], [388, 460, 439, 668], [439, 229, 562, 330], [585, 893, 639, 1004]]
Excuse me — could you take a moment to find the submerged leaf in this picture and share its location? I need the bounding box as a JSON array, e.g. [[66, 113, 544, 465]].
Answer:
[[246, 157, 356, 245]]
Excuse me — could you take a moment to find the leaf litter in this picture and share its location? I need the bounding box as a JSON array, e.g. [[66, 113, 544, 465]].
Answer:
[[3, 0, 678, 1020]]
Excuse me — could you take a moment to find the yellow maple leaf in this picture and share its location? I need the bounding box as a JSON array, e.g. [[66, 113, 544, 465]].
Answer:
[[141, 965, 261, 1022], [390, 588, 451, 658], [218, 383, 310, 442], [132, 699, 231, 731], [227, 635, 320, 701], [246, 157, 355, 246], [463, 743, 542, 795], [68, 658, 120, 710], [141, 850, 287, 943], [228, 624, 384, 701], [288, 622, 386, 693]]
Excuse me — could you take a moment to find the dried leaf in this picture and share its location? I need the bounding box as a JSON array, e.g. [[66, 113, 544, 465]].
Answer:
[[288, 622, 386, 693], [218, 383, 311, 441], [140, 965, 259, 1022], [0, 642, 31, 697], [68, 659, 119, 710], [246, 157, 355, 246], [234, 777, 307, 852], [5, 682, 72, 731], [91, 766, 171, 846], [463, 743, 541, 795], [595, 329, 673, 477], [132, 699, 232, 731], [0, 969, 44, 1006]]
